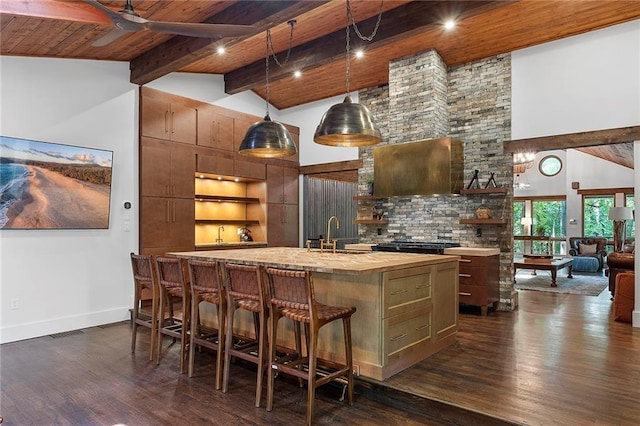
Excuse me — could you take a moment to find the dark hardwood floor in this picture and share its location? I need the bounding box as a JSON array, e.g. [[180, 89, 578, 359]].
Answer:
[[1, 284, 638, 425]]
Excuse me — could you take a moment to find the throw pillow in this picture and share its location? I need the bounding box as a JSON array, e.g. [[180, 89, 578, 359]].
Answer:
[[579, 243, 597, 255], [623, 244, 635, 254]]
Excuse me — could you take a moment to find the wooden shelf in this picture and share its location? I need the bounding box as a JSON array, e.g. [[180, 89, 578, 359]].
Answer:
[[353, 219, 389, 225], [195, 195, 260, 203], [460, 187, 508, 195], [353, 195, 384, 200], [460, 218, 507, 225], [196, 219, 261, 225]]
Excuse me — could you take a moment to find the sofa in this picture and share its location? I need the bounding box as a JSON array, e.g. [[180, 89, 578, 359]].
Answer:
[[568, 237, 608, 272], [606, 241, 635, 296]]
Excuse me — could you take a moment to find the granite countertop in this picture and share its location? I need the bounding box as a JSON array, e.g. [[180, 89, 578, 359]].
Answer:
[[443, 247, 500, 256], [170, 247, 458, 275]]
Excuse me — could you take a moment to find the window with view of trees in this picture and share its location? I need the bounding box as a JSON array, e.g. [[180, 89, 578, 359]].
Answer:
[[513, 197, 566, 255], [626, 195, 635, 239], [513, 200, 525, 253], [583, 196, 614, 237]]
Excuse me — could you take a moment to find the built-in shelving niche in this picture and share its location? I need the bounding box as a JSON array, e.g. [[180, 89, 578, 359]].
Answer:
[[194, 174, 266, 246]]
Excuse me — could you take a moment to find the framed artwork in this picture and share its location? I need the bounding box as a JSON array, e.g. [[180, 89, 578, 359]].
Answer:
[[0, 136, 113, 229]]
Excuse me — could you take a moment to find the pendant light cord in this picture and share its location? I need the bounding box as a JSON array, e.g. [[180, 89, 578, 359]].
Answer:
[[344, 0, 384, 95], [264, 21, 296, 117], [347, 0, 384, 42]]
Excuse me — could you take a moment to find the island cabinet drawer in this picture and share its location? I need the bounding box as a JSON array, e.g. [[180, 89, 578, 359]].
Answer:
[[458, 284, 488, 306], [458, 272, 486, 287], [383, 307, 432, 361], [382, 266, 433, 318], [458, 256, 489, 273]]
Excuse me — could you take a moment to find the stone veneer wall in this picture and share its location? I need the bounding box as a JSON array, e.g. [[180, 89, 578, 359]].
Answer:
[[358, 50, 515, 310]]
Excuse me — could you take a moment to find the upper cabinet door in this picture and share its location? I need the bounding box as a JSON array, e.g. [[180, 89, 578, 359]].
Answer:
[[266, 165, 284, 204], [141, 95, 196, 144], [141, 96, 171, 141], [141, 139, 172, 197], [170, 102, 197, 145], [197, 105, 234, 151]]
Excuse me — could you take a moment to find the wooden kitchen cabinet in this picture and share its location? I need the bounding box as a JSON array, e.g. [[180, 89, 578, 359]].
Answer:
[[267, 203, 298, 247], [141, 92, 197, 145], [456, 254, 500, 315], [140, 196, 194, 255], [141, 138, 195, 198], [196, 150, 234, 177], [197, 104, 234, 151], [267, 164, 298, 204]]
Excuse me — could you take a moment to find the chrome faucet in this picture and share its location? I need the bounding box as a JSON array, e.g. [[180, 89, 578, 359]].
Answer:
[[216, 225, 224, 243], [320, 216, 340, 253]]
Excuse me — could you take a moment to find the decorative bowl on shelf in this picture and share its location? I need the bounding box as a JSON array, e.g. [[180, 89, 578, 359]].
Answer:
[[475, 206, 491, 219]]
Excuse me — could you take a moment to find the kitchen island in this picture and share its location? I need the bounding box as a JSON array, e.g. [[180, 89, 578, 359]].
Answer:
[[170, 247, 459, 380]]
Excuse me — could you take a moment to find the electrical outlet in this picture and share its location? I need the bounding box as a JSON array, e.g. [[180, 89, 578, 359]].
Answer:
[[352, 364, 360, 376], [11, 298, 19, 310]]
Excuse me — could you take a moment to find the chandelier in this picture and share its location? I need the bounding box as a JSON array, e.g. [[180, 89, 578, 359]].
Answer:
[[513, 151, 535, 174]]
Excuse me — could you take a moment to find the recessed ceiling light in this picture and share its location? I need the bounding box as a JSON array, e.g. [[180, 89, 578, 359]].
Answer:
[[217, 46, 226, 54], [294, 70, 302, 78], [355, 50, 364, 59], [444, 19, 456, 30]]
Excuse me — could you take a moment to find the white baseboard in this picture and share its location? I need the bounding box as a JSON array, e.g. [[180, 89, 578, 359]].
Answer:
[[0, 307, 130, 344]]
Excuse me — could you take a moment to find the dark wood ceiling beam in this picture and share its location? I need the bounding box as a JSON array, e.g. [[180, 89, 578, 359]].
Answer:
[[129, 1, 328, 86], [504, 126, 640, 153], [224, 0, 505, 95]]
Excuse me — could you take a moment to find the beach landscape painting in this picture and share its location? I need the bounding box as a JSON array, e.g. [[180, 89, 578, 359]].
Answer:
[[0, 136, 113, 229]]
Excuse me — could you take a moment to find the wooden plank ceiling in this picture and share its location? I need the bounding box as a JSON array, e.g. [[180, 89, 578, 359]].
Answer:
[[1, 0, 638, 166]]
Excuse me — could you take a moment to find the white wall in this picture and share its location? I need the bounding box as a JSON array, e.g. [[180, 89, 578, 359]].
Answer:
[[512, 20, 640, 138], [0, 57, 139, 343]]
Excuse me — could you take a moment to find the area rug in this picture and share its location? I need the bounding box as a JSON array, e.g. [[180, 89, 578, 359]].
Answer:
[[514, 270, 608, 296]]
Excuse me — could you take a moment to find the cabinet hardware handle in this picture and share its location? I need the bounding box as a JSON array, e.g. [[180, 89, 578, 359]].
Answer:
[[166, 201, 170, 223], [459, 292, 472, 296], [164, 111, 169, 133], [172, 201, 176, 222], [390, 332, 407, 341], [415, 324, 430, 331], [171, 111, 175, 134], [390, 288, 408, 295], [459, 273, 471, 278], [459, 259, 472, 263], [415, 284, 429, 290]]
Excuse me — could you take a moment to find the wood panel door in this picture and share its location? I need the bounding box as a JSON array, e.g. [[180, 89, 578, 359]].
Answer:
[[141, 196, 194, 253], [282, 166, 299, 204], [197, 105, 234, 151], [141, 97, 196, 144], [267, 203, 298, 247], [169, 102, 197, 145], [266, 165, 284, 203], [141, 138, 195, 198]]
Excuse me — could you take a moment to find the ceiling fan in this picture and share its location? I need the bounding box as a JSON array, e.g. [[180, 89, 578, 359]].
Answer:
[[0, 0, 256, 47], [85, 0, 257, 46]]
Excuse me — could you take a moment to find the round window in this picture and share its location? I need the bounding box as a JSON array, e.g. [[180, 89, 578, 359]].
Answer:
[[539, 155, 562, 177]]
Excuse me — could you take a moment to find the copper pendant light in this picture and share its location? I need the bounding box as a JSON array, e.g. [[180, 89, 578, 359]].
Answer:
[[240, 23, 297, 158], [314, 0, 383, 147]]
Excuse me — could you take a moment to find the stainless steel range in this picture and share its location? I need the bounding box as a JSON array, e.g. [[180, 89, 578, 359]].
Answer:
[[372, 240, 460, 254]]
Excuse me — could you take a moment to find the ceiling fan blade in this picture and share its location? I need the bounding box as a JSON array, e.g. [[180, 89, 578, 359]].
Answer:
[[83, 0, 141, 31], [145, 21, 257, 39], [92, 29, 130, 47], [0, 0, 111, 25]]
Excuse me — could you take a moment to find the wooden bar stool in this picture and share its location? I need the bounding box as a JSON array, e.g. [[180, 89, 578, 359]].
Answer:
[[155, 256, 190, 373], [264, 267, 356, 425], [130, 253, 159, 361], [186, 259, 225, 389], [221, 263, 268, 407]]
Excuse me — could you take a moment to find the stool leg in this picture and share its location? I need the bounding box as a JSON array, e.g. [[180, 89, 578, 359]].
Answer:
[[255, 309, 267, 408], [266, 311, 280, 412], [223, 303, 235, 393], [179, 293, 189, 374], [343, 316, 354, 405], [156, 287, 167, 364], [149, 290, 158, 362], [131, 289, 139, 354], [306, 323, 319, 426], [188, 293, 199, 377], [215, 299, 225, 390]]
